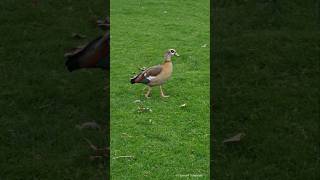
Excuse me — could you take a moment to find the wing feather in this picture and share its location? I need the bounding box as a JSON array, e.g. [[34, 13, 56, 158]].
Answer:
[[131, 65, 162, 84]]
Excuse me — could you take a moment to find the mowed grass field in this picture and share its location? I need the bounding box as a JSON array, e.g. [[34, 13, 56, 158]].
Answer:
[[212, 0, 319, 179], [111, 0, 210, 179], [0, 1, 108, 179]]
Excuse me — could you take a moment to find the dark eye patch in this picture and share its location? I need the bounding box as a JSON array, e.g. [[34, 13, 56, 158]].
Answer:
[[170, 50, 175, 53]]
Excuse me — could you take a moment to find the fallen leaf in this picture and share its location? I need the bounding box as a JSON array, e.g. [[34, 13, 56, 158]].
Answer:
[[134, 100, 141, 103], [121, 133, 132, 138], [223, 133, 245, 143], [113, 155, 135, 160], [180, 103, 187, 108], [138, 106, 152, 113]]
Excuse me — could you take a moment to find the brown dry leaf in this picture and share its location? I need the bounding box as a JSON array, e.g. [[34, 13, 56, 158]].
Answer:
[[223, 133, 245, 143]]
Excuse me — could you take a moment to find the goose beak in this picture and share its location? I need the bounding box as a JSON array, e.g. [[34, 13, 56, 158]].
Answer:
[[175, 52, 180, 57]]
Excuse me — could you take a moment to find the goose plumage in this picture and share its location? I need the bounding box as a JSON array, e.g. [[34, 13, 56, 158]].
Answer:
[[65, 17, 109, 72], [130, 49, 179, 98]]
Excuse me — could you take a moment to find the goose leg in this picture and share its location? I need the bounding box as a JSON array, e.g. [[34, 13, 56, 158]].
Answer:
[[160, 85, 169, 98], [145, 86, 152, 98]]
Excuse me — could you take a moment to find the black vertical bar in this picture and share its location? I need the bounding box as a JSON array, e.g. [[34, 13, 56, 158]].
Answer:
[[210, 0, 215, 179], [106, 0, 110, 178]]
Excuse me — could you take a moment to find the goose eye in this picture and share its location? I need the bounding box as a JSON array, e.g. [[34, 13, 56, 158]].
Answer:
[[170, 50, 175, 53]]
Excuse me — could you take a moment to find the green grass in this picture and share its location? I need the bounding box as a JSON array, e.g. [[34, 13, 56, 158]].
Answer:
[[0, 1, 108, 179], [1, 0, 317, 179], [212, 0, 319, 179], [111, 0, 210, 179]]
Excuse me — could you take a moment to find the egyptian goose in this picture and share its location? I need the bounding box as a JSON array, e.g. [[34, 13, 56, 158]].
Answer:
[[65, 17, 110, 72], [130, 49, 179, 98]]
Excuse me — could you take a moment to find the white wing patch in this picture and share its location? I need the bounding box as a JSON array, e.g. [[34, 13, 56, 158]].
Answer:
[[144, 73, 156, 81], [146, 76, 156, 81]]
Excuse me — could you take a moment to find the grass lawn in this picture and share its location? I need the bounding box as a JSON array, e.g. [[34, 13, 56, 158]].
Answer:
[[212, 0, 319, 179], [0, 1, 108, 179], [110, 0, 210, 179]]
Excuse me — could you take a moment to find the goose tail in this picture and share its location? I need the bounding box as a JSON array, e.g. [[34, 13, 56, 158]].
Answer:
[[65, 56, 80, 72], [130, 76, 137, 84]]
